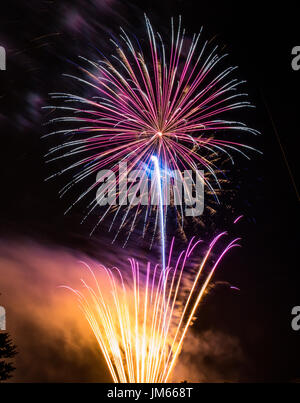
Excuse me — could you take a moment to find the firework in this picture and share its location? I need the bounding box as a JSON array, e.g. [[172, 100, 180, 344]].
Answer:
[[44, 15, 258, 241], [64, 232, 239, 383]]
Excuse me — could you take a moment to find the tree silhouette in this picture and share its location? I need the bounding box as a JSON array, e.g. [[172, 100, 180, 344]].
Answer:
[[0, 332, 17, 381]]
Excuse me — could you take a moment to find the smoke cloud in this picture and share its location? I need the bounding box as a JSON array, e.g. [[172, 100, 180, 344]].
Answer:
[[172, 329, 246, 382], [0, 238, 112, 382], [0, 237, 247, 382]]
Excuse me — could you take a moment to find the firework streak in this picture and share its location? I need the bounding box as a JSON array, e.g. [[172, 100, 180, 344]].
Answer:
[[45, 15, 259, 242], [65, 233, 239, 382]]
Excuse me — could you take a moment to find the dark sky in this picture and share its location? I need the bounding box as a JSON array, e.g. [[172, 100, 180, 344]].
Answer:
[[0, 0, 299, 382]]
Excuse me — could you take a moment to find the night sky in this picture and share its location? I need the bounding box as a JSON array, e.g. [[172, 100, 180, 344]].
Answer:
[[0, 0, 299, 382]]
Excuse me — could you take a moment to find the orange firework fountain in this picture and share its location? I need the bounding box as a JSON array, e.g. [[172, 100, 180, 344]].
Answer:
[[65, 234, 239, 383]]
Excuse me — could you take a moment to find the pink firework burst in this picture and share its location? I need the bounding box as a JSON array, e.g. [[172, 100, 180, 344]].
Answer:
[[44, 15, 259, 242]]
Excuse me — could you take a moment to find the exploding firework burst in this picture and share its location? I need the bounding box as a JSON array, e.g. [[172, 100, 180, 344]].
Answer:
[[45, 15, 258, 242], [64, 232, 239, 382]]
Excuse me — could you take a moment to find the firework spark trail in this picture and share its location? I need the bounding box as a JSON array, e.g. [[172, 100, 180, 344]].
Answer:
[[151, 155, 168, 365], [44, 15, 260, 241], [64, 232, 239, 383], [151, 156, 166, 277]]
